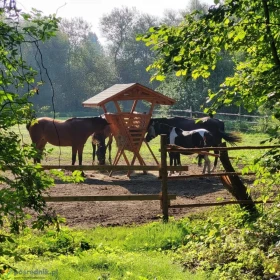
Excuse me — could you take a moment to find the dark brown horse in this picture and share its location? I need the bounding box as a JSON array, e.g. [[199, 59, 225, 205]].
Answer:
[[92, 125, 113, 165], [26, 117, 110, 165], [146, 116, 242, 171]]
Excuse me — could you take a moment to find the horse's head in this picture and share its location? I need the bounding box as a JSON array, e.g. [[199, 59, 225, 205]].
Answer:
[[145, 121, 157, 142], [157, 123, 174, 135], [96, 137, 106, 165]]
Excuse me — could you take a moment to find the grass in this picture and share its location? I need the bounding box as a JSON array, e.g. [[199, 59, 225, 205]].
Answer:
[[5, 203, 280, 279], [11, 123, 270, 169], [2, 124, 279, 279], [5, 220, 215, 280]]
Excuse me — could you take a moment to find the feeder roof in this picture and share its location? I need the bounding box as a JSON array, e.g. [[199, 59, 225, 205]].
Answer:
[[82, 83, 175, 108]]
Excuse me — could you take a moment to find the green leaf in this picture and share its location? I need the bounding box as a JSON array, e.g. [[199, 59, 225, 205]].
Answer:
[[223, 98, 232, 104], [156, 75, 166, 81]]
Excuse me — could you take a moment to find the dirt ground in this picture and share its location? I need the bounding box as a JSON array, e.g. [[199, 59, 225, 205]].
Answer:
[[45, 164, 244, 228]]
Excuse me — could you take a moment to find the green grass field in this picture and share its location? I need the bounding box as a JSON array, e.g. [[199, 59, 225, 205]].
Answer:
[[12, 123, 270, 168], [2, 126, 279, 279]]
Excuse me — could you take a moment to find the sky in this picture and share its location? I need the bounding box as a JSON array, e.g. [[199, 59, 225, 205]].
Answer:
[[17, 0, 214, 43]]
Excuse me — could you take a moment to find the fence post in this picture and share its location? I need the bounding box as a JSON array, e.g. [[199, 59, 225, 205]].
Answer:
[[160, 134, 169, 222]]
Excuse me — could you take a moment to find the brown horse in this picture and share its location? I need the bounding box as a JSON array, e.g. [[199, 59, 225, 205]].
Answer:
[[92, 125, 113, 165], [26, 117, 110, 165]]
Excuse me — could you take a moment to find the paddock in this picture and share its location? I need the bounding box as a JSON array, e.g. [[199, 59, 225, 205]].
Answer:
[[42, 165, 238, 227], [35, 139, 280, 227]]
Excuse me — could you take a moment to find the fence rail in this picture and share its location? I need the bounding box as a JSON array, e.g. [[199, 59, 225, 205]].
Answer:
[[167, 144, 280, 152], [169, 200, 276, 208], [154, 108, 268, 119], [40, 165, 188, 172], [153, 108, 269, 126], [43, 194, 177, 202]]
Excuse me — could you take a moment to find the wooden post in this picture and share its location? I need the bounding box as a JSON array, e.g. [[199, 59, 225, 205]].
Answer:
[[160, 134, 169, 222]]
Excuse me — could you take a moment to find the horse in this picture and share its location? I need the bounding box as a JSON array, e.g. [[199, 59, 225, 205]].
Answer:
[[154, 122, 215, 174], [92, 124, 113, 165], [146, 116, 241, 171], [26, 117, 110, 165]]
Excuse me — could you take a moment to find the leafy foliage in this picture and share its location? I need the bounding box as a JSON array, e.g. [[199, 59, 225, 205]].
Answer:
[[138, 0, 280, 119], [1, 206, 280, 279], [0, 1, 73, 271], [138, 0, 280, 177]]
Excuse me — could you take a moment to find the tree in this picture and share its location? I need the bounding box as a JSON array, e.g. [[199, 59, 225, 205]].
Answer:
[[100, 7, 136, 70], [69, 36, 118, 105], [24, 31, 71, 113], [0, 2, 62, 238], [138, 0, 280, 120], [60, 17, 92, 48], [23, 18, 117, 114], [160, 9, 184, 26], [138, 0, 280, 180], [100, 7, 159, 88]]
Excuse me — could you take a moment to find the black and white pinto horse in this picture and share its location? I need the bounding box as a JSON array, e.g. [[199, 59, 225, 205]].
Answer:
[[152, 122, 215, 174], [92, 121, 113, 165], [146, 116, 242, 171]]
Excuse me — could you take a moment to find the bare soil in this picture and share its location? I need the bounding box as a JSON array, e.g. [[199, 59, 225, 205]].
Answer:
[[45, 164, 243, 228]]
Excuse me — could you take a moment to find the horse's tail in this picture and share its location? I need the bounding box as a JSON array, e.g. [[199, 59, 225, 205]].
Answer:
[[219, 130, 242, 146]]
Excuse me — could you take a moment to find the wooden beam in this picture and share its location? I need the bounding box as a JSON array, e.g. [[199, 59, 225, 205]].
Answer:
[[101, 105, 107, 113], [169, 200, 275, 208], [30, 165, 188, 172], [167, 166, 189, 171], [39, 165, 160, 171], [165, 172, 255, 180], [43, 194, 177, 202], [160, 134, 169, 222]]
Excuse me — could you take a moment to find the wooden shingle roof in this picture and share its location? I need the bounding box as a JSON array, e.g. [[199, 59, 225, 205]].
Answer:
[[82, 83, 175, 107]]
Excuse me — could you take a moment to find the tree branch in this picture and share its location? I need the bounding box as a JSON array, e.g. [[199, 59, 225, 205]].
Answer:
[[262, 0, 280, 66]]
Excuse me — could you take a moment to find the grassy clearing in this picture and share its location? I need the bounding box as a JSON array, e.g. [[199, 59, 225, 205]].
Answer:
[[4, 220, 214, 280], [3, 204, 280, 279], [11, 123, 270, 169]]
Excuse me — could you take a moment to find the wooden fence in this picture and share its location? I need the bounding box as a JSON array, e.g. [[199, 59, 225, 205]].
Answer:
[[153, 108, 268, 126], [40, 137, 280, 222], [159, 137, 280, 221]]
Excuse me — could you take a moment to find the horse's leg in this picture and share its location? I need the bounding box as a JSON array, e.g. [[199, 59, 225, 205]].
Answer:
[[78, 146, 84, 166], [202, 155, 211, 174], [108, 143, 112, 165], [211, 150, 219, 172], [197, 154, 203, 167], [176, 153, 182, 175], [107, 136, 113, 165], [72, 146, 77, 165], [168, 152, 174, 176], [34, 140, 46, 164], [92, 142, 96, 164]]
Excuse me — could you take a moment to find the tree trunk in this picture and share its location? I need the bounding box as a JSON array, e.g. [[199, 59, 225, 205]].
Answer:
[[219, 143, 257, 214]]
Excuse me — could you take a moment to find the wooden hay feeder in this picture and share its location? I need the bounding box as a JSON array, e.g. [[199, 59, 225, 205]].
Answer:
[[83, 83, 175, 176]]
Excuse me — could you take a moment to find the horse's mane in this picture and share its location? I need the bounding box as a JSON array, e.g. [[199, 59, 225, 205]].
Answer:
[[65, 117, 99, 123], [65, 117, 76, 122]]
